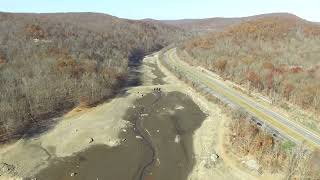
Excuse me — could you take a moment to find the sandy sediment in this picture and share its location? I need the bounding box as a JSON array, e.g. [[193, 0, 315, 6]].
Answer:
[[0, 56, 160, 179], [0, 51, 260, 180], [141, 60, 157, 85], [34, 91, 207, 180], [0, 90, 141, 178]]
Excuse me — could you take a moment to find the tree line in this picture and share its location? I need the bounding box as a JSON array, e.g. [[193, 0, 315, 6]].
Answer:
[[178, 16, 320, 114], [0, 12, 188, 142]]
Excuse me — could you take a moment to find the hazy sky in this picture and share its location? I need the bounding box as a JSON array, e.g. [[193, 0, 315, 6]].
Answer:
[[1, 0, 319, 21]]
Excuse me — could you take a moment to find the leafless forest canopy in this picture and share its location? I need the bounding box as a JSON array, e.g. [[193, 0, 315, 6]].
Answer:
[[1, 12, 319, 151], [178, 14, 320, 112], [0, 12, 187, 141], [173, 14, 320, 178], [229, 109, 320, 178]]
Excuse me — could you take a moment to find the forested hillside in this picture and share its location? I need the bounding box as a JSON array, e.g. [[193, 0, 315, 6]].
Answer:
[[0, 12, 187, 142], [178, 14, 320, 112], [156, 13, 304, 33]]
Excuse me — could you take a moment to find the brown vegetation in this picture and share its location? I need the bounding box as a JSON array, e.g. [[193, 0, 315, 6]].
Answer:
[[160, 48, 320, 177], [159, 47, 320, 178], [228, 115, 287, 173], [157, 13, 304, 33], [25, 24, 46, 39], [0, 12, 187, 142], [179, 14, 320, 113], [228, 111, 320, 178]]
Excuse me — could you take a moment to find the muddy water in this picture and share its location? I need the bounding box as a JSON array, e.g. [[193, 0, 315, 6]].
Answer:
[[33, 91, 206, 180], [33, 125, 152, 180], [133, 92, 206, 180]]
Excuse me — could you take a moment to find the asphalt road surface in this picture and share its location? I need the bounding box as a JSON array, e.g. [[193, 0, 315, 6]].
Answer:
[[163, 48, 320, 148]]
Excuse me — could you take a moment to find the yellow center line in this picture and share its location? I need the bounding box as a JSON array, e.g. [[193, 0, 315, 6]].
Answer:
[[165, 49, 319, 148]]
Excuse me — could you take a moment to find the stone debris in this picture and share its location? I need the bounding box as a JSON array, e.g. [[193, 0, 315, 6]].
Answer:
[[156, 129, 160, 133], [242, 159, 260, 171], [108, 139, 121, 146], [0, 162, 16, 176], [175, 105, 184, 110], [136, 135, 143, 139], [70, 172, 77, 176], [122, 129, 127, 133], [204, 153, 220, 169], [210, 154, 219, 162], [141, 114, 149, 117], [89, 137, 94, 143], [174, 135, 180, 143]]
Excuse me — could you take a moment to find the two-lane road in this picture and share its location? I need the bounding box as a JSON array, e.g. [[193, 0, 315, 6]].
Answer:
[[163, 48, 320, 148]]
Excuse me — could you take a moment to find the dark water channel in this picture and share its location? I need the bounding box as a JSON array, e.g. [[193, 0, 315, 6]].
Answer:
[[32, 60, 207, 180]]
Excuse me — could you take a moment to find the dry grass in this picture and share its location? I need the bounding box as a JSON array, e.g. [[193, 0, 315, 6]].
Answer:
[[226, 110, 320, 178]]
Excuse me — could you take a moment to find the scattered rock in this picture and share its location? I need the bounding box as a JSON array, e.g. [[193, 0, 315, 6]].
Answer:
[[108, 139, 120, 146], [204, 153, 219, 169], [89, 137, 94, 143], [156, 129, 160, 133], [0, 162, 16, 176], [132, 105, 136, 109], [70, 172, 77, 176], [136, 135, 142, 139], [141, 114, 149, 117], [174, 135, 180, 143], [210, 154, 219, 162], [244, 159, 260, 171], [175, 105, 184, 110], [122, 129, 127, 133]]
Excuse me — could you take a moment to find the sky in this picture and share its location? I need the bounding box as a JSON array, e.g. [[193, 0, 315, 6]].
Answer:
[[1, 0, 319, 22]]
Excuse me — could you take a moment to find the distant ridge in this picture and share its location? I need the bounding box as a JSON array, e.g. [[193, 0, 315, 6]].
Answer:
[[144, 13, 313, 33]]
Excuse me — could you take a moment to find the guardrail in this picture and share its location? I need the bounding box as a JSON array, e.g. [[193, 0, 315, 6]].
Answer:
[[159, 50, 291, 143]]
